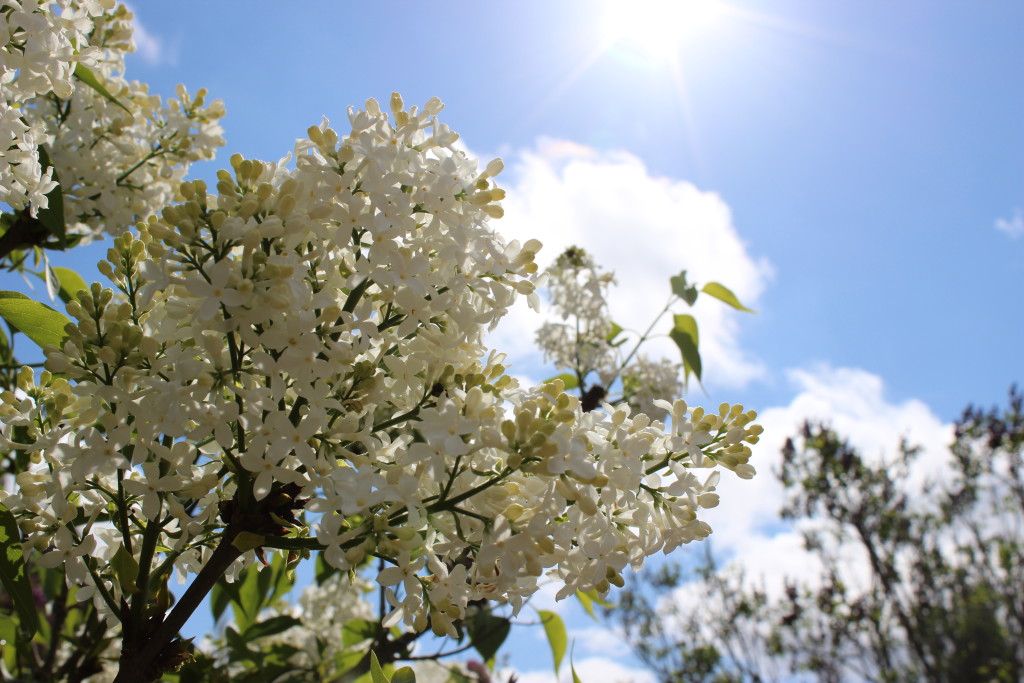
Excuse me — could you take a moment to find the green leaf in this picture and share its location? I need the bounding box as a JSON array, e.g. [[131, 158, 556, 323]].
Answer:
[[73, 63, 133, 117], [539, 609, 568, 674], [0, 291, 69, 350], [0, 503, 38, 639], [49, 267, 87, 305], [334, 649, 364, 676], [575, 590, 599, 619], [577, 587, 613, 610], [211, 577, 239, 623], [701, 282, 755, 313], [544, 373, 579, 390], [342, 618, 377, 647], [605, 321, 624, 343], [670, 271, 699, 306], [241, 615, 300, 641], [572, 660, 583, 683], [392, 667, 416, 683], [370, 652, 389, 683], [110, 543, 140, 595], [466, 612, 511, 664], [670, 314, 702, 384], [35, 146, 66, 247]]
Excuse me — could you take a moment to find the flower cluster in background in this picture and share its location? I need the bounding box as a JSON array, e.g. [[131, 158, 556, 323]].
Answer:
[[2, 0, 223, 241]]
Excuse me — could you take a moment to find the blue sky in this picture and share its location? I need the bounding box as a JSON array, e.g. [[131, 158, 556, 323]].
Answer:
[[35, 0, 1024, 679]]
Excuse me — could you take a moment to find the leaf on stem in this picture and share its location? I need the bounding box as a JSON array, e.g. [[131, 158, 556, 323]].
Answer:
[[370, 652, 390, 683], [544, 373, 579, 390], [701, 282, 755, 313], [466, 611, 511, 665], [73, 63, 134, 118], [539, 609, 568, 674], [35, 266, 87, 305], [35, 146, 66, 247], [392, 666, 417, 683], [0, 291, 70, 350], [670, 314, 702, 384], [0, 503, 39, 639], [670, 271, 699, 306]]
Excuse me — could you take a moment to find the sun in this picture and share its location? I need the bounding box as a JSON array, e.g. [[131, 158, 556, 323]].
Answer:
[[600, 0, 727, 65]]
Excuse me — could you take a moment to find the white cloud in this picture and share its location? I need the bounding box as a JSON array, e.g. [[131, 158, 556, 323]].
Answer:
[[511, 657, 656, 683], [703, 365, 953, 557], [123, 4, 173, 66], [487, 138, 772, 390], [995, 208, 1024, 239]]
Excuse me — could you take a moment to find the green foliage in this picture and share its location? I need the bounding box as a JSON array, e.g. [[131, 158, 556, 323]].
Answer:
[[538, 609, 567, 674], [0, 291, 70, 349], [701, 282, 755, 313], [670, 314, 701, 384], [73, 63, 133, 117], [466, 609, 511, 665], [609, 386, 1024, 683], [0, 502, 38, 639], [34, 146, 66, 247]]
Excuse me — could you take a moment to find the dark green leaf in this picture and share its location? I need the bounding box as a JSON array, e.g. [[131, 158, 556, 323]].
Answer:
[[0, 291, 70, 350], [315, 552, 336, 583], [671, 271, 699, 306], [701, 282, 755, 313], [467, 612, 511, 664], [211, 577, 238, 622], [539, 609, 568, 673], [241, 615, 300, 641], [544, 373, 579, 390], [110, 543, 139, 595], [35, 146, 65, 246], [0, 503, 38, 639], [73, 63, 133, 117], [670, 314, 702, 384]]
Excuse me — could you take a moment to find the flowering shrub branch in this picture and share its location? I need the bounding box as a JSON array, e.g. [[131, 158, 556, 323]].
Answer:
[[0, 3, 762, 682]]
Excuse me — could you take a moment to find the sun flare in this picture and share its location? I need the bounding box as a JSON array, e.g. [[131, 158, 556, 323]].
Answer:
[[601, 0, 727, 64]]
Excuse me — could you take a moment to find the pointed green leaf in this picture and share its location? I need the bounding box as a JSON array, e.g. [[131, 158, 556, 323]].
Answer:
[[0, 503, 39, 639], [576, 589, 596, 619], [211, 576, 239, 622], [544, 373, 579, 390], [605, 322, 623, 343], [73, 63, 133, 117], [50, 267, 88, 304], [35, 146, 66, 246], [670, 314, 702, 383], [0, 291, 70, 350], [571, 645, 583, 683], [110, 543, 140, 595], [392, 667, 416, 683], [670, 271, 699, 306], [701, 282, 755, 313], [467, 612, 511, 664], [370, 652, 390, 683], [241, 615, 300, 641], [575, 589, 611, 620], [342, 618, 377, 647], [539, 609, 568, 674]]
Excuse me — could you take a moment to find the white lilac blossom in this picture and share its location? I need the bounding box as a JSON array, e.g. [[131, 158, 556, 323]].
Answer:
[[0, 96, 761, 639], [1, 1, 224, 236], [622, 354, 684, 420], [535, 247, 618, 382]]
